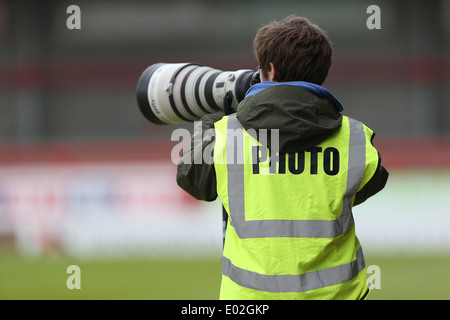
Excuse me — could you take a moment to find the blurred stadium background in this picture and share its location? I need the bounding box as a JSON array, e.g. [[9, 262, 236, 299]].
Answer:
[[0, 0, 449, 300]]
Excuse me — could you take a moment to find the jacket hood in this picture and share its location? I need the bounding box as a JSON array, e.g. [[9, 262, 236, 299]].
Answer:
[[236, 81, 343, 153]]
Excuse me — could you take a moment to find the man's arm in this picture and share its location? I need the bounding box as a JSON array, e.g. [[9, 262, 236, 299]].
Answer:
[[354, 152, 389, 206], [176, 111, 224, 201]]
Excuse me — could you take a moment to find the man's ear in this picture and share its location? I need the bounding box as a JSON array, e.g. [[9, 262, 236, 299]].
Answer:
[[268, 62, 278, 82]]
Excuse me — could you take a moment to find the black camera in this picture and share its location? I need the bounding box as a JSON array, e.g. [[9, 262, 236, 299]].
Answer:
[[136, 63, 258, 125]]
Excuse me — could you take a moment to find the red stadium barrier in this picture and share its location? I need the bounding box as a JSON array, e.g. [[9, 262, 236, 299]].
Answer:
[[1, 56, 449, 92], [374, 138, 450, 169], [0, 139, 449, 169]]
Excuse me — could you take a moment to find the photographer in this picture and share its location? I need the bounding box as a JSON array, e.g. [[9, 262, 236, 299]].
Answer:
[[176, 16, 388, 300]]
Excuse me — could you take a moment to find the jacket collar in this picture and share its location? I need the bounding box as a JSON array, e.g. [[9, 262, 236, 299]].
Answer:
[[245, 81, 344, 112]]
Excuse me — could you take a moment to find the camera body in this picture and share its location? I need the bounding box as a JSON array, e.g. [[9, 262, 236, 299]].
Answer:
[[136, 63, 257, 125]]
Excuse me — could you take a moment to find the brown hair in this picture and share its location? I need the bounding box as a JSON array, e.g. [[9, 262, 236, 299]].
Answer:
[[253, 16, 332, 85]]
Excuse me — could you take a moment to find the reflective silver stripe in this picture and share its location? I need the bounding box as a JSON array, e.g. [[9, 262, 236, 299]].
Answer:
[[222, 246, 365, 293], [225, 114, 366, 239]]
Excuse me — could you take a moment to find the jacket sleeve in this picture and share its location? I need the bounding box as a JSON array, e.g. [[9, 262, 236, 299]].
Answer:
[[354, 151, 389, 206], [176, 111, 225, 201]]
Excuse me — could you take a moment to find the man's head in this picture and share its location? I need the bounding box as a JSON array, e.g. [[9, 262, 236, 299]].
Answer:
[[253, 16, 332, 85]]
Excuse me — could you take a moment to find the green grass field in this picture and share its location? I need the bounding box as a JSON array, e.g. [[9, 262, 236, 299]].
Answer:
[[1, 249, 449, 300]]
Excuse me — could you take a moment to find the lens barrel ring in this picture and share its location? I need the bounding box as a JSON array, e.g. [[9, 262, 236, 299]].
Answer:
[[136, 63, 167, 125], [168, 63, 203, 122]]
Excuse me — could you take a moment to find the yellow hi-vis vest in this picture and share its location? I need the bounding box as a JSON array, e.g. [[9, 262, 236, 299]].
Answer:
[[213, 114, 379, 300]]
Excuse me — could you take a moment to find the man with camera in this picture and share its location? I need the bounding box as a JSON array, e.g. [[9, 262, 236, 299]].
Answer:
[[173, 16, 388, 300]]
